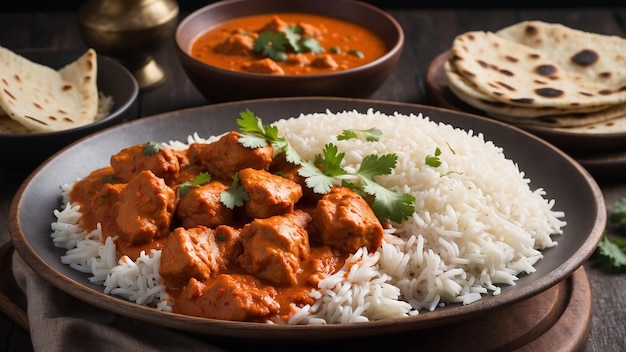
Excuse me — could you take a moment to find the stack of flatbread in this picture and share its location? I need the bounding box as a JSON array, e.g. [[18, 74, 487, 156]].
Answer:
[[444, 21, 626, 131], [0, 47, 103, 134]]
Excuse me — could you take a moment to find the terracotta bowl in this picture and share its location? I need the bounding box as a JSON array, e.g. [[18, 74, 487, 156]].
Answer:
[[175, 0, 404, 102], [0, 50, 139, 172]]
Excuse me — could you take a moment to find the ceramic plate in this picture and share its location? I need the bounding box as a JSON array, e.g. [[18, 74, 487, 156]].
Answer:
[[425, 50, 626, 179], [9, 97, 605, 341]]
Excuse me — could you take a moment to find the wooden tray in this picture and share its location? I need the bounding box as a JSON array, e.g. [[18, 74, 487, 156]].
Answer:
[[0, 240, 591, 351]]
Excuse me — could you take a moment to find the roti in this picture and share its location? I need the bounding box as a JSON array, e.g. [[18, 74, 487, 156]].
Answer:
[[450, 31, 626, 109], [444, 58, 610, 119], [0, 47, 99, 133], [496, 21, 626, 91]]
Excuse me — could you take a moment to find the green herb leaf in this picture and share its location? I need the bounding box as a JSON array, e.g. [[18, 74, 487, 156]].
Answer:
[[596, 233, 626, 268], [301, 36, 324, 54], [143, 141, 164, 156], [253, 31, 289, 62], [284, 26, 302, 52], [425, 147, 442, 167], [236, 109, 301, 164], [178, 172, 211, 197], [610, 197, 626, 233], [337, 127, 382, 142], [299, 144, 347, 194], [220, 173, 249, 209], [348, 49, 364, 58], [329, 46, 341, 54]]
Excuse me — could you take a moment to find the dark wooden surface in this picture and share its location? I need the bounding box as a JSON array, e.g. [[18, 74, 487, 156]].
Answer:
[[1, 5, 626, 352]]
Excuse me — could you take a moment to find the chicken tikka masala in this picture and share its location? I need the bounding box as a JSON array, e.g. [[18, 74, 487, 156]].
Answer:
[[68, 112, 388, 323]]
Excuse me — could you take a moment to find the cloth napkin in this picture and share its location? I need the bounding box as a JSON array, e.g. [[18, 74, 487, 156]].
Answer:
[[12, 252, 226, 352]]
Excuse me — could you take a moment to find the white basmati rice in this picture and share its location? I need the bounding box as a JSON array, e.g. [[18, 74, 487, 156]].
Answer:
[[50, 109, 566, 324]]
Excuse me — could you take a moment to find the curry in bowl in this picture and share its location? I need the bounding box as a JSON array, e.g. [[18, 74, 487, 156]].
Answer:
[[189, 13, 387, 75]]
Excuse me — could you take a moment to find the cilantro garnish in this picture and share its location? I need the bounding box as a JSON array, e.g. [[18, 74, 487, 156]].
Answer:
[[236, 109, 301, 164], [253, 31, 289, 62], [594, 197, 626, 270], [143, 141, 164, 156], [253, 26, 323, 62], [178, 172, 211, 197], [425, 147, 442, 167], [596, 233, 626, 269], [220, 174, 249, 209], [337, 127, 382, 142], [348, 49, 364, 59], [299, 143, 415, 223], [236, 110, 416, 223]]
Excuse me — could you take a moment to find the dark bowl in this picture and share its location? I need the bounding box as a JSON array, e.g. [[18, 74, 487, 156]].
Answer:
[[175, 0, 404, 102], [0, 50, 139, 172]]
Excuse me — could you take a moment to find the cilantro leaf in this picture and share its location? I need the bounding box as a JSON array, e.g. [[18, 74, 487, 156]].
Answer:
[[301, 36, 324, 54], [284, 26, 302, 52], [178, 172, 211, 196], [143, 141, 164, 155], [425, 147, 442, 167], [298, 144, 347, 194], [337, 127, 382, 142], [220, 174, 249, 209], [610, 197, 626, 233], [253, 32, 289, 61], [236, 110, 302, 164], [595, 233, 626, 269]]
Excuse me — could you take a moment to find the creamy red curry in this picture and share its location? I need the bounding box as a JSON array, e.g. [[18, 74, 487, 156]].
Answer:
[[189, 13, 388, 75], [69, 130, 385, 322]]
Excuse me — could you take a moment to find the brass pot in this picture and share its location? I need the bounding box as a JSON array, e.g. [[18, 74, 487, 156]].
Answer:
[[78, 0, 179, 90]]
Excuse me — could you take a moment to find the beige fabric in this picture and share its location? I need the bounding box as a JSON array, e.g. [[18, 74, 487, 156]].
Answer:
[[12, 252, 225, 352]]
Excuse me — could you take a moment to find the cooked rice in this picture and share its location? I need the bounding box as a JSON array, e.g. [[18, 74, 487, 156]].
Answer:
[[51, 109, 566, 324]]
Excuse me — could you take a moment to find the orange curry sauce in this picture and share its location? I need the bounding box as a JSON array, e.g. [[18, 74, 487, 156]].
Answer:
[[189, 13, 387, 75], [67, 134, 385, 323]]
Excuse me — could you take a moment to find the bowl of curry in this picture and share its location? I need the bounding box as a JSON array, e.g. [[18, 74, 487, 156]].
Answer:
[[175, 0, 404, 102]]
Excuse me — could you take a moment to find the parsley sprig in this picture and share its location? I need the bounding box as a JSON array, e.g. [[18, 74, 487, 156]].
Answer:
[[337, 127, 382, 142], [220, 174, 249, 209], [143, 141, 164, 155]]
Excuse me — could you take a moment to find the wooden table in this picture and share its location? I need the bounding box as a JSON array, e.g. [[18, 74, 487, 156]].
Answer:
[[1, 5, 626, 351]]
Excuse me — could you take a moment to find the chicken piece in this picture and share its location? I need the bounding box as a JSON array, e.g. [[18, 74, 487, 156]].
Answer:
[[176, 274, 279, 321], [238, 210, 311, 286], [285, 53, 310, 67], [214, 224, 243, 265], [238, 167, 303, 219], [175, 180, 233, 228], [258, 15, 288, 34], [310, 54, 339, 69], [160, 226, 235, 289], [313, 186, 384, 253], [110, 142, 180, 184], [115, 170, 176, 245], [243, 58, 285, 75], [213, 33, 254, 56], [187, 131, 273, 179], [270, 153, 320, 203], [298, 22, 323, 39], [89, 182, 125, 237]]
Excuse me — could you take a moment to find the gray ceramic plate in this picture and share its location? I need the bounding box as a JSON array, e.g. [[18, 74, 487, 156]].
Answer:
[[9, 97, 605, 341]]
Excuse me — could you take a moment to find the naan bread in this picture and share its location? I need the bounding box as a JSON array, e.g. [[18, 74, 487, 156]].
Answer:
[[0, 47, 99, 133], [450, 31, 626, 109], [496, 21, 626, 92]]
